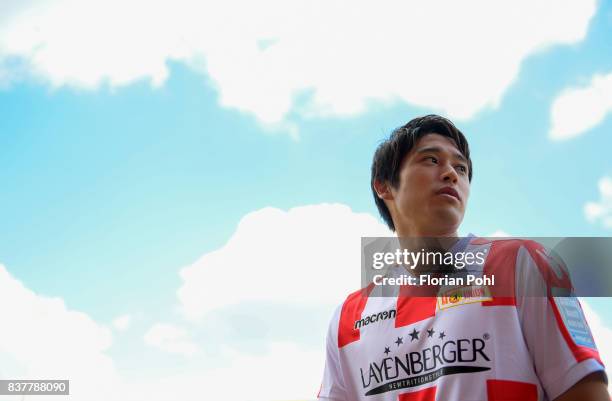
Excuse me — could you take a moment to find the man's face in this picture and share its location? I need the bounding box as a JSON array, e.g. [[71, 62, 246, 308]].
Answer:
[[388, 133, 470, 236]]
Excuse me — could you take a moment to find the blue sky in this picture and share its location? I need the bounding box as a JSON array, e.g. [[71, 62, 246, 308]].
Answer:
[[0, 1, 611, 400]]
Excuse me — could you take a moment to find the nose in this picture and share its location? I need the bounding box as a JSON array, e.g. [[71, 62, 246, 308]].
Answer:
[[440, 162, 458, 184]]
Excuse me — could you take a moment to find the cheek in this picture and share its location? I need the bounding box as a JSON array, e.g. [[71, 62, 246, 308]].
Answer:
[[398, 179, 428, 206], [397, 168, 432, 202], [405, 168, 431, 187]]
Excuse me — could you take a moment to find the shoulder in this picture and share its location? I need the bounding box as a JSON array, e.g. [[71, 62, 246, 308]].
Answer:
[[470, 237, 565, 281], [328, 285, 375, 348]]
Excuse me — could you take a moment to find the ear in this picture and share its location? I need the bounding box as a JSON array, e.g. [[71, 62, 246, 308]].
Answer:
[[373, 179, 394, 201]]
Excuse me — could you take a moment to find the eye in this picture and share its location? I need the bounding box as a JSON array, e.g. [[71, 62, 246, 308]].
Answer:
[[424, 156, 438, 164], [456, 165, 468, 174]]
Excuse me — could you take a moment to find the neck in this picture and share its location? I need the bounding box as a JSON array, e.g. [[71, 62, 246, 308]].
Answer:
[[395, 224, 458, 239], [395, 224, 460, 256]]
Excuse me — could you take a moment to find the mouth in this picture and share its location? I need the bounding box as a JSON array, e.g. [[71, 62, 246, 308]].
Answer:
[[436, 187, 460, 202]]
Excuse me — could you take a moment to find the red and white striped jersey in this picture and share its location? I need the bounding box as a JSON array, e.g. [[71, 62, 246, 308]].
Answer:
[[317, 238, 606, 401]]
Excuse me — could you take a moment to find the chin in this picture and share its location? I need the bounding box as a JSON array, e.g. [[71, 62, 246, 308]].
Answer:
[[431, 210, 462, 232]]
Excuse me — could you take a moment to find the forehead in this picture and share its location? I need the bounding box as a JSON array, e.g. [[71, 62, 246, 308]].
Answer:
[[413, 133, 460, 152]]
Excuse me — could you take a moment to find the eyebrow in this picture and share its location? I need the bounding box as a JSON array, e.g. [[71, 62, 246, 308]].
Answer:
[[415, 146, 468, 163]]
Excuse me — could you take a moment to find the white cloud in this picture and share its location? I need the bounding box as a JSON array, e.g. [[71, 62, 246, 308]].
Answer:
[[0, 262, 324, 401], [144, 323, 199, 357], [124, 342, 322, 401], [0, 0, 596, 126], [0, 264, 120, 400], [584, 176, 612, 229], [177, 203, 390, 321], [112, 314, 131, 331], [550, 72, 612, 140], [106, 341, 322, 401]]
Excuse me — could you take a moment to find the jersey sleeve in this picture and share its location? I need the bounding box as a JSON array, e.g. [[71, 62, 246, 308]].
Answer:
[[317, 305, 348, 401], [515, 241, 607, 400]]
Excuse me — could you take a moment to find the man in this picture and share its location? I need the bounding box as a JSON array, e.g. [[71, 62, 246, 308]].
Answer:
[[317, 115, 608, 400]]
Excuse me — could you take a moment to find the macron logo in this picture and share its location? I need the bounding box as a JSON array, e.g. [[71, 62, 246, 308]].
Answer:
[[354, 309, 397, 330]]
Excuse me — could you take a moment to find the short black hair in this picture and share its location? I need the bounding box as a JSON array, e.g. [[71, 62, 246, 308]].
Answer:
[[370, 114, 473, 232]]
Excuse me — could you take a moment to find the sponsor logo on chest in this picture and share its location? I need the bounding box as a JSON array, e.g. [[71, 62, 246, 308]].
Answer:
[[359, 328, 492, 396]]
